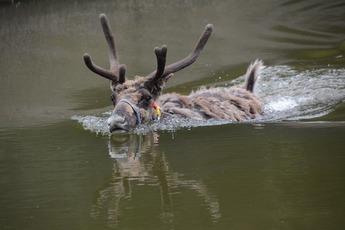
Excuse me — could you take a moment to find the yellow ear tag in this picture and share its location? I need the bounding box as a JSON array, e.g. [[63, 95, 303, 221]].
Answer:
[[153, 102, 161, 119]]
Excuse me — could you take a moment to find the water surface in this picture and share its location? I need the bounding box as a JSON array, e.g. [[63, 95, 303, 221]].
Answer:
[[1, 0, 345, 229]]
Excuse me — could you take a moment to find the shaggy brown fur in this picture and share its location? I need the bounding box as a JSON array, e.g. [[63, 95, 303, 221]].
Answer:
[[83, 14, 263, 133], [158, 60, 263, 121]]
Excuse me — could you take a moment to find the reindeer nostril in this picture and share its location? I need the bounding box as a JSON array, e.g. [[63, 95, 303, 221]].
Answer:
[[108, 115, 127, 128], [114, 116, 125, 124]]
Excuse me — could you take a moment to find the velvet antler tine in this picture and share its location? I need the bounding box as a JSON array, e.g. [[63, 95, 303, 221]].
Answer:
[[163, 24, 213, 77], [83, 14, 126, 85], [118, 64, 127, 84], [83, 53, 117, 81], [153, 45, 167, 81], [99, 14, 119, 73], [146, 24, 213, 81]]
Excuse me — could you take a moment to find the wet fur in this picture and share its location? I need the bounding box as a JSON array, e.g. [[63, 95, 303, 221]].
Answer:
[[158, 60, 263, 121]]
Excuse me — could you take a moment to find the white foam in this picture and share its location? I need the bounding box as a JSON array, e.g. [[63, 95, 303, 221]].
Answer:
[[71, 114, 109, 135], [266, 97, 298, 112]]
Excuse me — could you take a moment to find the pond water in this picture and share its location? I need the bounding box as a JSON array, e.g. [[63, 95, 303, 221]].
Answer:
[[1, 0, 345, 229]]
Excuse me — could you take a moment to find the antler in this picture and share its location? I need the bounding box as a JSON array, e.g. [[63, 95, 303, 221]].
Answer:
[[147, 24, 214, 82], [83, 14, 126, 84], [152, 45, 167, 82]]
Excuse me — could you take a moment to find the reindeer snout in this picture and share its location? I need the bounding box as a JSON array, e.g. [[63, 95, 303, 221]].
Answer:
[[108, 114, 128, 133]]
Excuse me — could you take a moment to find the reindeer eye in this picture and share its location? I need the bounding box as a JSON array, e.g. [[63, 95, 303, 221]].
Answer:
[[137, 89, 153, 109], [138, 88, 153, 102], [139, 95, 152, 103]]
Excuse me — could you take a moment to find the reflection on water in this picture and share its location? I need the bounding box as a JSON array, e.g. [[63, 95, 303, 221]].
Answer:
[[91, 133, 221, 227], [1, 122, 345, 229]]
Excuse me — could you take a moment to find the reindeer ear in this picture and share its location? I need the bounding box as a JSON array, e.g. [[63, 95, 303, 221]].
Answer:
[[155, 73, 174, 90], [164, 73, 174, 82], [145, 73, 173, 97]]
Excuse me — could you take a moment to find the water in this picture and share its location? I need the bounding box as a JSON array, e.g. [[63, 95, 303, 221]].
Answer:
[[1, 0, 345, 229]]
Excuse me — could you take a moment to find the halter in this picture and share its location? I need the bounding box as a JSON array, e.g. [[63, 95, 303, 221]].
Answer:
[[118, 99, 141, 125]]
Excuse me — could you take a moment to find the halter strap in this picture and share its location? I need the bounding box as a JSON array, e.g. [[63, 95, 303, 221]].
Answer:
[[118, 99, 141, 125]]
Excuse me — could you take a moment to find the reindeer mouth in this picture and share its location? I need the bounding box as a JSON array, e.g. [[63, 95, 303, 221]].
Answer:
[[108, 99, 142, 134], [109, 126, 128, 133], [108, 115, 131, 133]]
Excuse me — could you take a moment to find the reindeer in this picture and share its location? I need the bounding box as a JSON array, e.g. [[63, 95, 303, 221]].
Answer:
[[83, 14, 263, 133]]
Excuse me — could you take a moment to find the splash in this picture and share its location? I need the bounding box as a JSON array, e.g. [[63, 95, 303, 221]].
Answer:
[[71, 111, 111, 135], [265, 97, 298, 112], [71, 113, 231, 135], [72, 66, 345, 135], [258, 66, 345, 121]]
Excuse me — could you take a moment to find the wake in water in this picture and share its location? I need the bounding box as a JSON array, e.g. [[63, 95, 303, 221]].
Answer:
[[259, 66, 345, 121], [71, 65, 345, 135]]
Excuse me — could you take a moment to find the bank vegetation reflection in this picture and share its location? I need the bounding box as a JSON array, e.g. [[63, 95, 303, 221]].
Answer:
[[90, 132, 221, 226]]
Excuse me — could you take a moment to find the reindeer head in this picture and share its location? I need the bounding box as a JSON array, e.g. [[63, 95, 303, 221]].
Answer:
[[83, 14, 213, 133]]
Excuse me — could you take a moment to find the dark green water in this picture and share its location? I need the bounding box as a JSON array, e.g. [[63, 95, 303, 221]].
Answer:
[[1, 0, 345, 229]]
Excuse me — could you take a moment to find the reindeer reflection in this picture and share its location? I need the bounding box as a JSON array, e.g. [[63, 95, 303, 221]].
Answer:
[[90, 132, 221, 226]]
